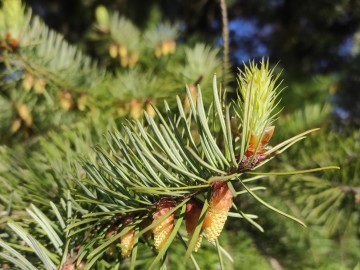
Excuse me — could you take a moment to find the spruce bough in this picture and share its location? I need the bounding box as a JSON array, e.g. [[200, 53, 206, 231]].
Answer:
[[67, 60, 338, 269]]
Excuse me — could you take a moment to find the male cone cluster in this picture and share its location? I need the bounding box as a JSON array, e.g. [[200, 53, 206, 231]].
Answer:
[[105, 183, 233, 256], [154, 39, 176, 58], [109, 43, 139, 68]]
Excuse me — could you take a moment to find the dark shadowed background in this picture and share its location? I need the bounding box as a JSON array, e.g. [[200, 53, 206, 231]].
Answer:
[[23, 0, 360, 127]]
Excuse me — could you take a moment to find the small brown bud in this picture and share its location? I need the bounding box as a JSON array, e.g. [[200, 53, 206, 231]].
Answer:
[[186, 198, 203, 251], [105, 224, 117, 255]]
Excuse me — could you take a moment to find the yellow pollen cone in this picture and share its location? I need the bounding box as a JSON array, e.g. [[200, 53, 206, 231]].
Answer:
[[203, 182, 233, 243], [152, 200, 175, 251]]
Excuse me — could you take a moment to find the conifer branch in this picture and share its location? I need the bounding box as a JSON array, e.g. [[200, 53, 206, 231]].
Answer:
[[0, 59, 339, 270]]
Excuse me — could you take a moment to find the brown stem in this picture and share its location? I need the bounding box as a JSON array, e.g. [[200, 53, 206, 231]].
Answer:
[[220, 0, 229, 91]]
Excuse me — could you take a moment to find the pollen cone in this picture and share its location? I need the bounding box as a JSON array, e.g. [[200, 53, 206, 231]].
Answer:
[[152, 200, 175, 251], [203, 182, 233, 243], [120, 216, 135, 257], [186, 198, 203, 252], [105, 224, 117, 255]]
